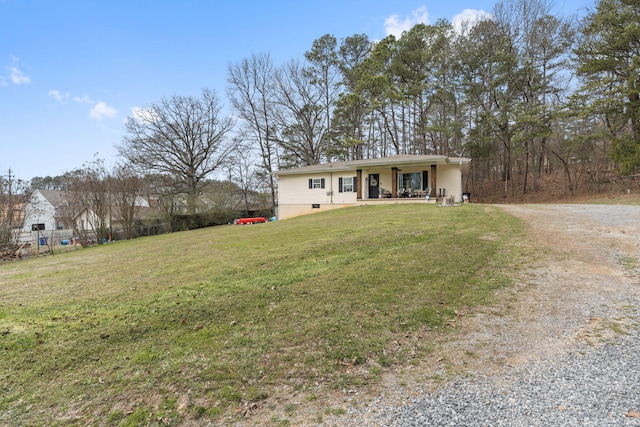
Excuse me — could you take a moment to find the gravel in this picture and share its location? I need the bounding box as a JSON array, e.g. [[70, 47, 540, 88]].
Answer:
[[355, 322, 640, 426], [328, 204, 640, 427]]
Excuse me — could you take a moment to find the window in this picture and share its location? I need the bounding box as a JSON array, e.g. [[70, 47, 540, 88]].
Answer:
[[342, 177, 353, 192], [338, 176, 357, 192], [308, 178, 325, 189], [399, 173, 422, 193]]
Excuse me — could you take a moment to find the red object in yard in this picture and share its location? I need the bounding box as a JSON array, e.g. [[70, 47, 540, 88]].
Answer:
[[236, 217, 267, 225]]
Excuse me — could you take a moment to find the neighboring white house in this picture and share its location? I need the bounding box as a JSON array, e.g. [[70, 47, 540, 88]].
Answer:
[[22, 190, 165, 243], [21, 189, 73, 243], [23, 190, 66, 231], [274, 155, 471, 220]]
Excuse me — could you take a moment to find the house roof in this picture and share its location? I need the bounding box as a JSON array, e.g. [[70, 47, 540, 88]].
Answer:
[[274, 155, 471, 176], [34, 189, 66, 206]]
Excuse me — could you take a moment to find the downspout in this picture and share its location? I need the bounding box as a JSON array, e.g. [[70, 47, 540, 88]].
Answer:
[[330, 171, 334, 204], [459, 161, 463, 202]]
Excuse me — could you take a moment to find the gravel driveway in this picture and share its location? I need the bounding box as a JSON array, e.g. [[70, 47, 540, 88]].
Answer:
[[334, 204, 640, 426]]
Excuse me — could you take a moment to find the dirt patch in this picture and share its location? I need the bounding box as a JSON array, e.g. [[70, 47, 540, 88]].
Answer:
[[436, 204, 640, 376]]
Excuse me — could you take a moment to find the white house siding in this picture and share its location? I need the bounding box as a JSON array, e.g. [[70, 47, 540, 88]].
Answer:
[[360, 168, 392, 199], [277, 173, 358, 220], [435, 163, 464, 201], [277, 203, 357, 220], [75, 209, 109, 236], [22, 190, 56, 232]]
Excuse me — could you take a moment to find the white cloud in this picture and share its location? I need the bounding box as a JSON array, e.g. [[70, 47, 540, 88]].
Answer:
[[384, 6, 430, 38], [90, 102, 118, 120], [50, 90, 116, 120], [452, 9, 492, 35], [72, 95, 93, 104], [48, 89, 70, 102], [2, 55, 31, 86], [49, 90, 96, 105], [9, 66, 30, 84], [131, 106, 159, 123]]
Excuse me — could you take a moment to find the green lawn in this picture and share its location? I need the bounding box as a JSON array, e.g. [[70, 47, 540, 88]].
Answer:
[[0, 204, 525, 425]]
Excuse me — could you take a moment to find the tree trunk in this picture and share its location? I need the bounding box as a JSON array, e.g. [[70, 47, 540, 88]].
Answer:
[[551, 150, 572, 192]]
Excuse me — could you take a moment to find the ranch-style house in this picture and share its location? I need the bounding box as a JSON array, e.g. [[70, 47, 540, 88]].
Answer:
[[275, 154, 471, 220]]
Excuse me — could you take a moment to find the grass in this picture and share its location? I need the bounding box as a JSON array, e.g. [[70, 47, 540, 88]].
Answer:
[[0, 204, 524, 425], [619, 255, 640, 272]]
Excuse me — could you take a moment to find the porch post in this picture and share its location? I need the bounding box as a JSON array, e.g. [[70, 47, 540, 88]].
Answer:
[[356, 169, 362, 200], [391, 167, 398, 198], [431, 165, 437, 198]]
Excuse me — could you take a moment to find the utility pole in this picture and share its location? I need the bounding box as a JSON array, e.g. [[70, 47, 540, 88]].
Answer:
[[7, 169, 13, 196], [0, 169, 15, 245]]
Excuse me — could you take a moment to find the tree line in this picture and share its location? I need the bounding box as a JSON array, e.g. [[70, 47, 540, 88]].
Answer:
[[0, 157, 266, 247], [225, 0, 640, 200], [3, 0, 639, 242]]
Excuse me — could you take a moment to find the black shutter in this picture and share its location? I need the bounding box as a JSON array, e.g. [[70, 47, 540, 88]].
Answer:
[[422, 171, 428, 190], [320, 178, 325, 189], [309, 178, 313, 189], [353, 177, 357, 192], [338, 177, 343, 192]]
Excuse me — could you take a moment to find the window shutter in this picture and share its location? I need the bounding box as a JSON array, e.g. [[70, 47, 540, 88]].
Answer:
[[422, 171, 428, 190], [338, 177, 343, 193], [320, 178, 325, 189], [309, 178, 313, 189], [353, 177, 357, 192]]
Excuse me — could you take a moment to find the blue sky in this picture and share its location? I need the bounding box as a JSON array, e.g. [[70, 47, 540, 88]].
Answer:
[[1, 0, 592, 182]]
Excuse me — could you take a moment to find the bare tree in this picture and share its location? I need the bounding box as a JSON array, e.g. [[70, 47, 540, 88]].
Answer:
[[118, 89, 235, 214], [227, 53, 280, 208], [142, 173, 184, 218], [273, 60, 330, 166], [0, 169, 28, 246], [109, 164, 145, 240], [64, 159, 110, 244], [229, 144, 261, 216]]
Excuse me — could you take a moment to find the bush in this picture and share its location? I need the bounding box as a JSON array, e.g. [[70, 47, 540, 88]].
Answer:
[[170, 210, 238, 231]]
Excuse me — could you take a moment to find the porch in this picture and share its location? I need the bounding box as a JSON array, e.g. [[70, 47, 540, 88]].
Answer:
[[356, 196, 439, 206], [355, 165, 453, 202]]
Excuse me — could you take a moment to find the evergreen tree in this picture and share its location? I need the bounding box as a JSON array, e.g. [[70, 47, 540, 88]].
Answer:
[[574, 0, 640, 174]]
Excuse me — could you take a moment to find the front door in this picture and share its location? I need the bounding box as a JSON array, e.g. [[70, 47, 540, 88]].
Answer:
[[368, 174, 379, 198]]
